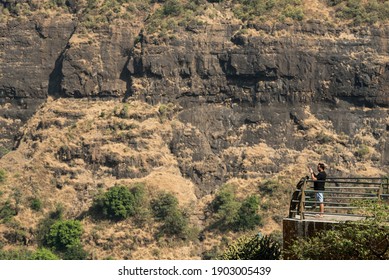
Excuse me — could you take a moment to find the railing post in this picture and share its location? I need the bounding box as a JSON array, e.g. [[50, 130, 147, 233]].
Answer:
[[378, 178, 384, 200], [299, 178, 307, 220]]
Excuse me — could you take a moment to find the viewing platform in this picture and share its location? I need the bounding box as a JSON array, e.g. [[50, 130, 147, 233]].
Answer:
[[283, 177, 389, 253]]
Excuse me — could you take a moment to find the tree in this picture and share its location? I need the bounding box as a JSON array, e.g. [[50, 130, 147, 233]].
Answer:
[[235, 195, 262, 230], [151, 192, 179, 220], [45, 220, 83, 252], [210, 184, 262, 231], [94, 185, 136, 220]]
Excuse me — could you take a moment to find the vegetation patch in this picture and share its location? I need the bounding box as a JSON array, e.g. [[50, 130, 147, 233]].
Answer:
[[151, 192, 194, 239], [0, 201, 17, 223], [219, 234, 281, 260], [210, 184, 262, 231], [0, 169, 6, 183], [92, 184, 147, 221], [45, 220, 83, 252]]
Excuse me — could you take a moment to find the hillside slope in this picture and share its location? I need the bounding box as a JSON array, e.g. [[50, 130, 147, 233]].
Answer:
[[0, 0, 388, 259]]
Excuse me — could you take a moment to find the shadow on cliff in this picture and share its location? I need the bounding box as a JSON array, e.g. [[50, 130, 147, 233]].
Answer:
[[120, 55, 134, 102], [48, 26, 77, 98]]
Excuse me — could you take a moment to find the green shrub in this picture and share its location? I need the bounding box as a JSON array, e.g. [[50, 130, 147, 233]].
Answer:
[[211, 184, 241, 229], [94, 185, 136, 220], [159, 208, 188, 237], [29, 197, 42, 212], [220, 234, 281, 260], [45, 220, 83, 252], [259, 179, 279, 196], [36, 206, 64, 246], [31, 248, 59, 260], [151, 192, 194, 239], [131, 183, 152, 225], [235, 195, 262, 230], [62, 243, 89, 260], [0, 147, 10, 157], [0, 201, 17, 223], [0, 248, 33, 260], [163, 0, 183, 16], [283, 5, 304, 20], [151, 192, 179, 220], [210, 184, 262, 231]]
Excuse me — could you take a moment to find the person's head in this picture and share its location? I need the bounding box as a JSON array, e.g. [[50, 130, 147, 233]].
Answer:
[[317, 163, 325, 172]]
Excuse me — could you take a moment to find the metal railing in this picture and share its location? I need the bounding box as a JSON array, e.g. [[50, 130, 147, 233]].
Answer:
[[288, 177, 389, 220]]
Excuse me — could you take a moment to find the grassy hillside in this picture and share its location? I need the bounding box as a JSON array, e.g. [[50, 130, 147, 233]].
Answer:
[[0, 98, 386, 259], [1, 0, 389, 260], [2, 0, 389, 29]]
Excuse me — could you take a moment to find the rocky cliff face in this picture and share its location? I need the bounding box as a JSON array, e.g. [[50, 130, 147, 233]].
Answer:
[[1, 17, 388, 190], [1, 10, 389, 259]]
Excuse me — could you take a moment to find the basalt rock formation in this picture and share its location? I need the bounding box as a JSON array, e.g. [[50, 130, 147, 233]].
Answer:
[[1, 3, 389, 259], [1, 17, 389, 193]]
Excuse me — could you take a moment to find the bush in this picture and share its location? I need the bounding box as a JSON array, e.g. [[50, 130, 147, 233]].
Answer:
[[45, 220, 83, 252], [281, 3, 304, 20], [92, 183, 149, 222], [151, 192, 193, 239], [29, 197, 42, 212], [159, 208, 188, 237], [62, 243, 89, 260], [31, 248, 59, 260], [151, 192, 179, 220], [235, 195, 262, 230], [211, 184, 240, 228], [0, 247, 60, 260], [0, 248, 33, 260], [210, 184, 262, 231], [163, 0, 183, 16], [0, 201, 17, 223], [220, 234, 282, 260], [94, 185, 137, 220], [258, 179, 279, 196]]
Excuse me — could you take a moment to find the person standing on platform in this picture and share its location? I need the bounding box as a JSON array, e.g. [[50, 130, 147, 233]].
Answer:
[[308, 163, 327, 216]]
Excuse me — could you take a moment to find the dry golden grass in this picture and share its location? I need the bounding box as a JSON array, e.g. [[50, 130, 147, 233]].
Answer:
[[0, 97, 387, 259]]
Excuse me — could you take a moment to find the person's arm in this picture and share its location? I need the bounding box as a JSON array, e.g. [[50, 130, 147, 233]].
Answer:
[[309, 167, 317, 180]]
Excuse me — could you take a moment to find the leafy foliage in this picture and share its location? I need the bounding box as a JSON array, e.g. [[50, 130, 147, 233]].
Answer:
[[151, 192, 179, 220], [0, 247, 59, 260], [234, 0, 304, 22], [151, 192, 194, 239], [235, 195, 262, 231], [29, 197, 43, 212], [330, 0, 389, 25], [0, 201, 17, 223], [220, 234, 282, 260], [45, 220, 83, 252], [31, 248, 59, 260], [0, 248, 33, 260], [61, 243, 89, 260], [93, 185, 144, 220], [210, 184, 262, 231]]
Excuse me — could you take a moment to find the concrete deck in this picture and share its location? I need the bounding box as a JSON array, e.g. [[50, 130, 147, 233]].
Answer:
[[297, 214, 367, 222]]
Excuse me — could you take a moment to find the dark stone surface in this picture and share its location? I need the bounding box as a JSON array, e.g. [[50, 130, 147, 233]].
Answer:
[[1, 19, 388, 190]]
